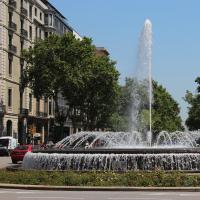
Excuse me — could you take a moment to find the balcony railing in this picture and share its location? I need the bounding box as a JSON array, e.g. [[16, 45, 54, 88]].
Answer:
[[8, 21, 17, 31], [21, 29, 28, 38], [8, 0, 17, 9], [36, 112, 48, 118], [21, 7, 28, 17], [8, 44, 17, 54], [20, 108, 29, 116]]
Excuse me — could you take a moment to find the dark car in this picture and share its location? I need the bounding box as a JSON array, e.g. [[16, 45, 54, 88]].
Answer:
[[0, 145, 9, 156], [10, 145, 32, 164]]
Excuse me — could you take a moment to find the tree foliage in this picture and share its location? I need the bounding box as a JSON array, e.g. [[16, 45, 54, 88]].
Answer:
[[185, 78, 200, 130], [23, 33, 120, 132], [152, 81, 183, 134]]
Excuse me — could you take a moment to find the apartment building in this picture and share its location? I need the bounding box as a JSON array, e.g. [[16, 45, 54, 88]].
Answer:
[[0, 0, 80, 144]]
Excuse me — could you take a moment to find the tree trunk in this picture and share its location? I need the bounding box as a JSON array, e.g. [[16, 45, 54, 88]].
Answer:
[[54, 94, 67, 139], [19, 90, 26, 144]]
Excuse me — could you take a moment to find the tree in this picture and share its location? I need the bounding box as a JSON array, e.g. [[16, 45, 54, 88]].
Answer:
[[23, 34, 68, 137], [23, 32, 120, 135], [108, 78, 183, 134], [152, 81, 183, 134], [62, 50, 120, 130], [185, 77, 200, 130]]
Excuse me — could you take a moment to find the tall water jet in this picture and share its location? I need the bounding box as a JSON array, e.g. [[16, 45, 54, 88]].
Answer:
[[133, 19, 152, 138]]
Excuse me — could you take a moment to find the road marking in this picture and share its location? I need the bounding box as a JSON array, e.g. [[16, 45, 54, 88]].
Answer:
[[18, 197, 84, 200], [0, 191, 10, 193], [107, 198, 158, 200], [16, 191, 37, 194], [179, 193, 200, 196], [145, 192, 170, 196]]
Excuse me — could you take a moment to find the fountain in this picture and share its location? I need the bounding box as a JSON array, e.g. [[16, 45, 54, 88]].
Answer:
[[22, 19, 200, 171]]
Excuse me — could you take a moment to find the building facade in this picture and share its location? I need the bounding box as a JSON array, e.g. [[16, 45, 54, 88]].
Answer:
[[0, 0, 81, 144], [0, 0, 109, 143]]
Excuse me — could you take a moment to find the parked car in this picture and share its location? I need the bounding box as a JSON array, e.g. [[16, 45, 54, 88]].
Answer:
[[0, 137, 17, 156], [10, 145, 32, 164]]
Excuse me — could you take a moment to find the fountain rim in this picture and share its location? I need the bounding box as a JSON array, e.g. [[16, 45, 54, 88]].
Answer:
[[32, 147, 200, 154]]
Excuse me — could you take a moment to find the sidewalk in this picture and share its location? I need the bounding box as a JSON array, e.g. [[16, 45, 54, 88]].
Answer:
[[1, 183, 200, 191]]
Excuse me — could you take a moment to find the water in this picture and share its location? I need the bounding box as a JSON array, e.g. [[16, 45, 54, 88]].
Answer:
[[23, 152, 200, 171], [54, 131, 199, 149], [132, 19, 152, 137]]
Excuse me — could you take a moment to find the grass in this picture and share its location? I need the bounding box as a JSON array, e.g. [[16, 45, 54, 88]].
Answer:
[[1, 169, 200, 187]]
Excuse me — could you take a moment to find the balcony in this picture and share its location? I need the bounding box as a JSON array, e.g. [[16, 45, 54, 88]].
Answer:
[[21, 29, 28, 38], [8, 44, 17, 54], [21, 7, 28, 17], [36, 112, 48, 118], [19, 108, 29, 116], [8, 0, 17, 9], [8, 21, 17, 31]]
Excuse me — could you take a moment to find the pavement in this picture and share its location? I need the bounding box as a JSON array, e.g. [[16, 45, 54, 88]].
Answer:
[[1, 189, 200, 200], [0, 156, 13, 169], [0, 183, 200, 192]]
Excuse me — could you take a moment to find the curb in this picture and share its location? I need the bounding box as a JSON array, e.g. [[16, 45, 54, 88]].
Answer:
[[1, 184, 200, 191]]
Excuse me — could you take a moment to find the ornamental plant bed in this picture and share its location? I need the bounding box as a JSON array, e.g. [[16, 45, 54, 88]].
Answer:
[[1, 170, 200, 187]]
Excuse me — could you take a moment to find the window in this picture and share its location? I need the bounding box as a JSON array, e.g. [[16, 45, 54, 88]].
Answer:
[[29, 26, 32, 40], [20, 64, 23, 78], [8, 34, 12, 46], [8, 58, 12, 76], [44, 97, 48, 114], [29, 5, 32, 19], [44, 14, 48, 25], [8, 89, 12, 107], [40, 12, 42, 20], [20, 19, 24, 30], [21, 41, 24, 52], [35, 26, 38, 39], [39, 28, 42, 38], [29, 94, 32, 112], [36, 98, 40, 113], [35, 8, 37, 16], [49, 101, 52, 115], [45, 32, 48, 38], [54, 17, 58, 28], [49, 14, 52, 26], [8, 12, 12, 24]]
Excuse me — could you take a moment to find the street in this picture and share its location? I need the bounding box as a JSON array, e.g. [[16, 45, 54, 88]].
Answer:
[[0, 190, 200, 200]]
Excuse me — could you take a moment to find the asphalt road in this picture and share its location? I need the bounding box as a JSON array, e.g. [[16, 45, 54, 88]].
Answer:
[[0, 190, 200, 200]]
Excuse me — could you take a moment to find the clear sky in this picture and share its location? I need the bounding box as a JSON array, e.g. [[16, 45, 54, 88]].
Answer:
[[50, 0, 200, 121]]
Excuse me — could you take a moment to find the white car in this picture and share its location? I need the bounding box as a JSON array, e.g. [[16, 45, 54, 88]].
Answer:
[[0, 137, 17, 156]]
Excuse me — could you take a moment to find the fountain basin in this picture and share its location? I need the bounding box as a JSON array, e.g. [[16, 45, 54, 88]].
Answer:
[[22, 148, 200, 171]]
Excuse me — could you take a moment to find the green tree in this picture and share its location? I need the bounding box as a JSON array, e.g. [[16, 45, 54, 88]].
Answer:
[[23, 32, 120, 135], [185, 77, 200, 130], [23, 34, 68, 139], [62, 51, 120, 130], [152, 81, 183, 134]]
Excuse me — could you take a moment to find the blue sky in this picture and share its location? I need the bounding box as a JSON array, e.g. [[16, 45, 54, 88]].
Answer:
[[50, 0, 200, 121]]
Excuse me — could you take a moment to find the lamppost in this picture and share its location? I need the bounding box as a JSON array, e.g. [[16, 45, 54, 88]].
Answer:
[[0, 100, 5, 136]]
